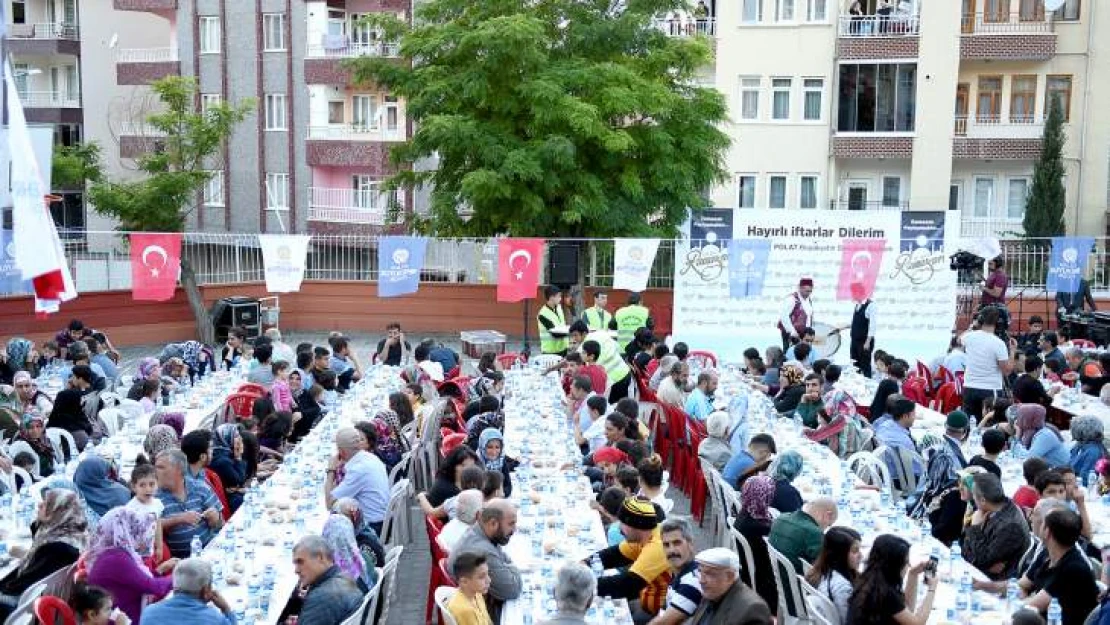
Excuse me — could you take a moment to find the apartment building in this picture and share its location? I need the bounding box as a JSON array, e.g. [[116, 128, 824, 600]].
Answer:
[[103, 0, 410, 235], [702, 0, 1110, 238]]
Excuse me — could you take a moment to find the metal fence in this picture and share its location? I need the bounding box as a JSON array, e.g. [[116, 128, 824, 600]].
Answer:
[[10, 231, 1109, 295]]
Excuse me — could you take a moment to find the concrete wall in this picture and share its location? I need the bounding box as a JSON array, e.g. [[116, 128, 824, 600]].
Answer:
[[908, 0, 960, 211]]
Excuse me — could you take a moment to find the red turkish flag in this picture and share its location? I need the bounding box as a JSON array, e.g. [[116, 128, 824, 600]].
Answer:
[[131, 233, 182, 301], [497, 238, 545, 303], [836, 238, 886, 301]]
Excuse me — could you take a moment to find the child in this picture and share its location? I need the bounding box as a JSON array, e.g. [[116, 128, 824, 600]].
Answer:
[[481, 470, 504, 500], [70, 584, 129, 625], [36, 342, 61, 371], [969, 429, 1006, 479], [597, 486, 627, 546], [270, 360, 295, 413], [574, 395, 608, 455], [138, 379, 160, 415], [12, 452, 36, 492], [477, 428, 518, 498], [446, 552, 492, 625], [124, 464, 165, 567]]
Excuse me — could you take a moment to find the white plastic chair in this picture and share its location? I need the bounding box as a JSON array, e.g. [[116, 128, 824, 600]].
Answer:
[[846, 450, 893, 496], [99, 408, 124, 437], [730, 528, 758, 592], [9, 466, 33, 494], [44, 428, 77, 464], [800, 577, 839, 625], [433, 587, 460, 625], [118, 399, 144, 425], [6, 441, 40, 479], [388, 451, 411, 486], [764, 537, 814, 625], [99, 391, 122, 408], [363, 546, 403, 625], [379, 479, 412, 547]]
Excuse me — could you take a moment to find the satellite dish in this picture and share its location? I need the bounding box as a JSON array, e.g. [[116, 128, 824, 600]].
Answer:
[[108, 33, 119, 49], [1044, 0, 1064, 10]]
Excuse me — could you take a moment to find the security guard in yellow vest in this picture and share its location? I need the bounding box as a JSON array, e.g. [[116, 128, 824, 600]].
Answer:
[[612, 292, 653, 351], [569, 320, 632, 402], [536, 285, 568, 355], [581, 290, 613, 333]]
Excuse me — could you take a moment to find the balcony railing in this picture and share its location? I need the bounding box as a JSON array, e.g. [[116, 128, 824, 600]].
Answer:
[[306, 39, 400, 58], [652, 17, 717, 38], [960, 216, 1025, 238], [828, 200, 909, 211], [954, 114, 1044, 138], [116, 122, 166, 136], [837, 14, 919, 37], [15, 90, 81, 108], [117, 47, 179, 63], [961, 12, 1053, 33], [6, 21, 80, 39], [308, 124, 404, 142], [308, 187, 399, 225]]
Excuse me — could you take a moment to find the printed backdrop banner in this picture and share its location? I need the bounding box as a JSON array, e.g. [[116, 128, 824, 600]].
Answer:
[[130, 232, 182, 301], [0, 230, 30, 295], [497, 238, 545, 302], [259, 235, 311, 293], [727, 239, 771, 299], [673, 210, 959, 364], [900, 212, 946, 252], [1046, 236, 1095, 293], [836, 238, 886, 301], [378, 236, 427, 298], [613, 238, 661, 292]]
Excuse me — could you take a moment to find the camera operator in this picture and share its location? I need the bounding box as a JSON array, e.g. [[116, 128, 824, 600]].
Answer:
[[960, 306, 1017, 421], [979, 257, 1008, 308]]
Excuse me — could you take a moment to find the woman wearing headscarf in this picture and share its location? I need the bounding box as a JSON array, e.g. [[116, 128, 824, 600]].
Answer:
[[85, 507, 174, 623], [2, 338, 38, 382], [464, 408, 504, 451], [13, 412, 57, 477], [142, 424, 179, 464], [1014, 403, 1069, 467], [126, 358, 162, 402], [332, 498, 385, 578], [0, 371, 54, 437], [773, 363, 806, 414], [732, 475, 778, 609], [148, 412, 185, 439], [908, 441, 964, 546], [697, 411, 733, 472], [477, 428, 519, 498], [38, 476, 102, 528], [322, 514, 374, 592], [805, 389, 871, 458], [369, 409, 411, 474], [209, 424, 247, 512], [1069, 415, 1109, 486], [74, 456, 132, 518], [769, 450, 804, 513], [0, 489, 88, 618]]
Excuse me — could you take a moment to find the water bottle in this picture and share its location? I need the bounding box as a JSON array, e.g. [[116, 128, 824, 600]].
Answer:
[[1048, 598, 1062, 625], [190, 535, 203, 558], [950, 543, 962, 575], [1007, 580, 1020, 612], [1087, 471, 1099, 495], [591, 554, 604, 577]]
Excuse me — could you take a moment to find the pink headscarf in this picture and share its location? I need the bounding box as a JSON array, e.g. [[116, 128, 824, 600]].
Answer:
[[741, 475, 776, 522], [85, 507, 155, 569], [1015, 403, 1059, 449]]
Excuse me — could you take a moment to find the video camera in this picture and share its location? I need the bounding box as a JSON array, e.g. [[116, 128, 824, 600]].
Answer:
[[978, 303, 1011, 342]]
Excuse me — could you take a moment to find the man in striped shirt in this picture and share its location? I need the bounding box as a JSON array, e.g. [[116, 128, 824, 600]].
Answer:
[[648, 518, 703, 625]]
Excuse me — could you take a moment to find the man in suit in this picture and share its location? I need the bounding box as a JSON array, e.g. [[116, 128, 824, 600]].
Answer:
[[537, 563, 595, 625], [689, 548, 773, 625]]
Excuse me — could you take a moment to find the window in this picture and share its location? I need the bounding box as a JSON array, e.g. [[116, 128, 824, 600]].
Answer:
[[265, 94, 287, 131], [740, 77, 761, 120], [769, 175, 787, 208], [64, 65, 79, 102], [1019, 0, 1044, 21], [837, 63, 917, 132], [11, 0, 25, 23], [772, 78, 791, 120], [328, 101, 345, 124], [1054, 0, 1080, 20], [882, 177, 901, 208], [806, 0, 827, 21], [742, 0, 763, 22], [201, 93, 221, 115], [972, 177, 994, 217], [949, 183, 961, 212], [803, 78, 823, 121], [976, 76, 1002, 123], [799, 176, 818, 209], [266, 173, 290, 211], [984, 0, 1009, 22], [352, 94, 378, 129], [738, 176, 756, 208], [775, 0, 795, 21], [1046, 75, 1072, 121], [1010, 75, 1036, 123], [203, 171, 225, 207], [1006, 178, 1028, 219], [199, 16, 221, 54], [263, 13, 286, 51], [384, 95, 400, 133]]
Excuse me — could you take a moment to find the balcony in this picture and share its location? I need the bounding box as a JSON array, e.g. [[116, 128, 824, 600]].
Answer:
[[953, 115, 1044, 160], [15, 90, 82, 123], [960, 216, 1025, 238], [306, 124, 404, 168], [827, 200, 909, 211], [117, 123, 166, 159], [113, 0, 176, 12], [652, 17, 717, 38], [837, 14, 919, 59], [831, 135, 914, 159], [307, 187, 397, 225], [304, 37, 402, 84], [960, 12, 1056, 60], [116, 47, 180, 85], [5, 22, 81, 55]]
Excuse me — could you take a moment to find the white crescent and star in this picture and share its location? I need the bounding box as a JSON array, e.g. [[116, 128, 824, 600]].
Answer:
[[508, 249, 532, 280], [141, 245, 169, 277]]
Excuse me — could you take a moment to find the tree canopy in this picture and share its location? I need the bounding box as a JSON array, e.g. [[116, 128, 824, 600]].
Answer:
[[350, 0, 730, 238], [1023, 99, 1067, 238]]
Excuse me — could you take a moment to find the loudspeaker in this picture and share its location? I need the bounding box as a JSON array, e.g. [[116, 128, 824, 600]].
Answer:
[[547, 243, 580, 287]]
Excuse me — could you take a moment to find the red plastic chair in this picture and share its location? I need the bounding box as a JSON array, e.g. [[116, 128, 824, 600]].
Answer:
[[687, 350, 718, 370], [237, 382, 267, 397], [497, 352, 525, 369], [34, 596, 77, 625], [687, 419, 708, 522], [445, 365, 460, 380], [902, 376, 928, 406], [436, 377, 469, 400], [662, 404, 691, 492], [224, 392, 258, 420], [425, 517, 453, 623], [204, 468, 233, 521], [932, 382, 962, 415], [915, 361, 935, 398], [1070, 339, 1096, 348]]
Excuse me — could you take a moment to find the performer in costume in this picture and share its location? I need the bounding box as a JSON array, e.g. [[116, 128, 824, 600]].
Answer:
[[778, 278, 815, 351]]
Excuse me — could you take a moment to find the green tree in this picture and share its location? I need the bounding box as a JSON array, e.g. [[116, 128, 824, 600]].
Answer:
[[349, 0, 729, 306], [1023, 99, 1067, 238], [52, 142, 103, 190], [88, 76, 253, 343]]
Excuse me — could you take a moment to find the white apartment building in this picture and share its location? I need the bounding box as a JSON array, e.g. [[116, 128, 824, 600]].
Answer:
[[700, 0, 1109, 238]]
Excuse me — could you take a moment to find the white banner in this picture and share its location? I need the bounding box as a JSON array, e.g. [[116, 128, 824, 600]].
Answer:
[[613, 238, 661, 293], [672, 210, 959, 365], [259, 235, 311, 293]]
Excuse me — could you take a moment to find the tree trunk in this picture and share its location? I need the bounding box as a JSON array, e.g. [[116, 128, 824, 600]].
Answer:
[[180, 258, 215, 345], [569, 242, 589, 321]]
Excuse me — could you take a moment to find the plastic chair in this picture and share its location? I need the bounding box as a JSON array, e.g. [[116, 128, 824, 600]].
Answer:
[[846, 450, 893, 496], [223, 393, 258, 421], [931, 382, 962, 414], [800, 577, 839, 625], [730, 528, 758, 592], [33, 596, 77, 625], [203, 468, 233, 521], [7, 441, 40, 478], [687, 420, 709, 521], [118, 399, 144, 425], [9, 466, 34, 494], [380, 479, 412, 547], [44, 428, 77, 464], [687, 350, 718, 370], [433, 587, 460, 625], [98, 391, 122, 408], [98, 407, 124, 437], [901, 376, 928, 406], [496, 352, 525, 369], [365, 546, 403, 625], [764, 537, 813, 623], [237, 382, 267, 397], [1070, 339, 1096, 348], [424, 517, 450, 623]]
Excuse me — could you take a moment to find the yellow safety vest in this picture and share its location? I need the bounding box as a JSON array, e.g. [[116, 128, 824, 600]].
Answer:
[[582, 307, 613, 332], [582, 331, 630, 383], [537, 305, 567, 354], [614, 304, 650, 350]]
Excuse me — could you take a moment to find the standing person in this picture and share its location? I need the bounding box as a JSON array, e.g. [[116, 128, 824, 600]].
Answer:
[[537, 286, 569, 356], [778, 278, 815, 351], [568, 322, 633, 403], [613, 292, 653, 352], [582, 290, 614, 333], [980, 256, 1009, 308], [960, 306, 1016, 420], [849, 282, 876, 377], [375, 323, 412, 367], [1055, 276, 1096, 323]]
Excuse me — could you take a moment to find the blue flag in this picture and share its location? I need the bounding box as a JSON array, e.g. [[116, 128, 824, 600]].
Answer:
[[0, 230, 30, 295], [728, 238, 771, 299], [1046, 236, 1094, 293], [378, 236, 427, 298]]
